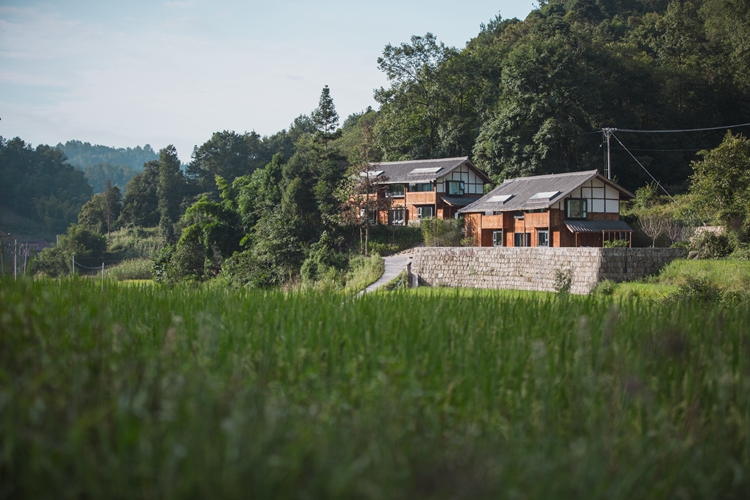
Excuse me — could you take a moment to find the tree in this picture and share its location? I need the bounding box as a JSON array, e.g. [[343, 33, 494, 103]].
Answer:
[[120, 160, 160, 227], [311, 85, 340, 138], [156, 145, 185, 243], [373, 33, 466, 160], [690, 131, 750, 232], [639, 214, 667, 247], [336, 123, 391, 255], [78, 182, 122, 235], [186, 131, 270, 195]]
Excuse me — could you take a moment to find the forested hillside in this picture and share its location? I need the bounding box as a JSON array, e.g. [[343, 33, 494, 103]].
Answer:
[[373, 0, 750, 192], [5, 0, 750, 282]]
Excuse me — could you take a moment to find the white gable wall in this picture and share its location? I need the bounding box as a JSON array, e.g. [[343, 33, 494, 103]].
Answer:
[[436, 164, 486, 194], [550, 178, 620, 214]]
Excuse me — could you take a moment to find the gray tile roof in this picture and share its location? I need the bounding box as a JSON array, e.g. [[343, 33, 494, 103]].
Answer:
[[565, 220, 634, 233], [369, 157, 492, 184], [458, 170, 635, 214], [440, 195, 482, 207]]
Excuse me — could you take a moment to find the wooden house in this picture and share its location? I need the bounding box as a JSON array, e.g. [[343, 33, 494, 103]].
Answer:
[[365, 157, 492, 225], [458, 170, 635, 247]]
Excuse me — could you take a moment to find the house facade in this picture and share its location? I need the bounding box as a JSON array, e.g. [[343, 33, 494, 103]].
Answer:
[[364, 157, 492, 225], [458, 170, 635, 247]]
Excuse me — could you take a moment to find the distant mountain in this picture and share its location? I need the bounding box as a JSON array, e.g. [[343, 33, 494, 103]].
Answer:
[[56, 140, 158, 171], [56, 140, 160, 193]]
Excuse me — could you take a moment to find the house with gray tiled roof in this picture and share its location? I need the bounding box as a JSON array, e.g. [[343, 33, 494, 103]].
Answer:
[[365, 157, 491, 225], [458, 170, 635, 247]]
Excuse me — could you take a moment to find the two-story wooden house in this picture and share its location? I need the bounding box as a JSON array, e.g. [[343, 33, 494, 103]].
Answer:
[[458, 170, 635, 247], [366, 157, 492, 225]]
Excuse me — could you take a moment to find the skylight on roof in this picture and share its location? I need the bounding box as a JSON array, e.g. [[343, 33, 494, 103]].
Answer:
[[488, 194, 514, 203], [529, 190, 560, 200], [360, 170, 384, 178], [408, 167, 443, 175]]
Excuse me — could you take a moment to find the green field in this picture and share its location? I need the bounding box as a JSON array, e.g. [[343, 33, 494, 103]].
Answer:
[[2, 278, 749, 498]]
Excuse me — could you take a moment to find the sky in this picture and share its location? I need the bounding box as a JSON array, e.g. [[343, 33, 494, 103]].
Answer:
[[0, 0, 536, 163]]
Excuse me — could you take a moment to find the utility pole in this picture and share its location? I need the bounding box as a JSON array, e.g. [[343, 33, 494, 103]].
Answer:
[[14, 239, 17, 280], [602, 128, 616, 180]]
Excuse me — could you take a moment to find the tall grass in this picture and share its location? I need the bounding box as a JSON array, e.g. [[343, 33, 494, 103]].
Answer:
[[1, 278, 748, 498]]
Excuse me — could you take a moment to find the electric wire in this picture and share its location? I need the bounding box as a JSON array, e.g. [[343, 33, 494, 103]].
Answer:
[[614, 122, 750, 134], [611, 133, 676, 203]]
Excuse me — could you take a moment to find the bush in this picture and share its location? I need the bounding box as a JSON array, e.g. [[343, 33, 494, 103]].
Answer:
[[673, 277, 722, 304], [30, 246, 70, 277], [421, 218, 462, 247], [344, 253, 384, 292], [604, 239, 629, 248], [554, 267, 573, 294], [592, 279, 617, 296], [690, 232, 732, 259], [367, 225, 422, 255], [220, 250, 284, 289]]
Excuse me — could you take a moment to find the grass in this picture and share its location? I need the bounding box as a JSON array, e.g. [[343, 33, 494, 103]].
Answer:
[[343, 253, 384, 293], [593, 259, 750, 300], [105, 258, 153, 280], [1, 277, 749, 499]]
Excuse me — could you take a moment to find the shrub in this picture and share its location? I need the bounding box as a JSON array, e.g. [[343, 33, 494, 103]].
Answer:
[[690, 232, 731, 259], [673, 277, 722, 304], [421, 218, 462, 247], [592, 279, 617, 296], [604, 239, 629, 248], [554, 267, 573, 294]]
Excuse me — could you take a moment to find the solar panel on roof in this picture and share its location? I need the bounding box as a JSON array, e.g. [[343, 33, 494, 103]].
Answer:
[[408, 167, 443, 175], [360, 170, 384, 178], [529, 190, 560, 200], [488, 194, 514, 203]]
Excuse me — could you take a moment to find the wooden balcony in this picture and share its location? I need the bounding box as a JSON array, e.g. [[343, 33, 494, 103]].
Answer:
[[405, 191, 436, 205], [481, 214, 504, 229]]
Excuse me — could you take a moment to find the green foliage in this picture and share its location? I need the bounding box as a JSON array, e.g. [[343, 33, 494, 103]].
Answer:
[[0, 137, 93, 235], [119, 161, 160, 227], [82, 162, 140, 193], [690, 231, 732, 259], [603, 238, 630, 247], [77, 184, 122, 234], [672, 276, 722, 304], [421, 217, 463, 247], [57, 140, 157, 171], [2, 278, 749, 498], [368, 225, 423, 255], [690, 131, 750, 231], [343, 253, 384, 292], [186, 130, 271, 196], [105, 258, 152, 280], [30, 224, 106, 276], [553, 266, 573, 294], [311, 85, 340, 139]]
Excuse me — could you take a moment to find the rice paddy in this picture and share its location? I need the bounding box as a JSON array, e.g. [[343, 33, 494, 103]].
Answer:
[[1, 277, 748, 498]]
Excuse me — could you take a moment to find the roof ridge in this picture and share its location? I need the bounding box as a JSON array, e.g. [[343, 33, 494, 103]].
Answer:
[[372, 156, 469, 166], [503, 170, 598, 183]]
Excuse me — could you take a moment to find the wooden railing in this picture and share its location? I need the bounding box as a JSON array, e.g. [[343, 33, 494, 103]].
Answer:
[[405, 191, 436, 205]]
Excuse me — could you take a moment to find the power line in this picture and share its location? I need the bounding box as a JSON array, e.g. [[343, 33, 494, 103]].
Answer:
[[613, 122, 750, 134], [611, 133, 675, 202]]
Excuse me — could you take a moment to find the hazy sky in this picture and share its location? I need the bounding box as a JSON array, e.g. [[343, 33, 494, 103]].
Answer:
[[0, 1, 535, 162]]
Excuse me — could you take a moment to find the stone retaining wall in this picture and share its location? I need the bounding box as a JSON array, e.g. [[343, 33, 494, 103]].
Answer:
[[411, 247, 686, 294]]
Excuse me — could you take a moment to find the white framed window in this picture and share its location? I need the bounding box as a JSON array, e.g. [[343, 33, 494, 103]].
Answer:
[[446, 180, 465, 196], [493, 230, 503, 247], [389, 208, 405, 226], [514, 232, 531, 247], [566, 199, 587, 219], [537, 229, 549, 247], [417, 206, 434, 220]]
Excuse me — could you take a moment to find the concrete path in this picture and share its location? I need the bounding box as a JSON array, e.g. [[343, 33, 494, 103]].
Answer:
[[358, 254, 412, 296]]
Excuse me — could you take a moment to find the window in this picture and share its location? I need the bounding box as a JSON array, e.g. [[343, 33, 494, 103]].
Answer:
[[513, 211, 524, 220], [410, 183, 433, 192], [566, 199, 587, 219], [417, 206, 434, 220], [537, 229, 549, 247], [446, 180, 465, 196], [389, 209, 405, 226], [359, 208, 378, 225], [387, 184, 405, 198], [514, 232, 531, 247], [493, 230, 503, 247]]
